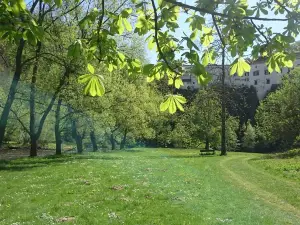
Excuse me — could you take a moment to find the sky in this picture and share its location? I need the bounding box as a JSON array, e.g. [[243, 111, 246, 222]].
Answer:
[[145, 0, 298, 63]]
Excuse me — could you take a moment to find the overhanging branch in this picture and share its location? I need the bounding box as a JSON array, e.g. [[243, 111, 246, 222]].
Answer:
[[150, 0, 180, 76], [165, 0, 290, 22]]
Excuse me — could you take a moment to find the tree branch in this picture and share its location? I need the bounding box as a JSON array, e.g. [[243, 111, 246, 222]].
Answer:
[[250, 19, 269, 44], [44, 0, 85, 30], [165, 0, 290, 21], [150, 0, 180, 76], [212, 15, 225, 47]]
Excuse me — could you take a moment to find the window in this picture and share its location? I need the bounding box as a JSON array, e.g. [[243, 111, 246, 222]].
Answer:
[[264, 69, 270, 75], [244, 72, 249, 76], [253, 70, 260, 76], [246, 78, 249, 81], [254, 80, 258, 85], [266, 79, 270, 84], [182, 78, 191, 83]]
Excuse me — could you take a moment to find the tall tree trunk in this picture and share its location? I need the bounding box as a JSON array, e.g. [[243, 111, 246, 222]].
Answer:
[[0, 39, 25, 147], [75, 134, 83, 154], [90, 130, 98, 152], [55, 98, 62, 155], [205, 138, 210, 150], [30, 135, 38, 157], [110, 133, 116, 150], [120, 129, 127, 150], [71, 113, 83, 154], [220, 46, 227, 156], [29, 42, 42, 157]]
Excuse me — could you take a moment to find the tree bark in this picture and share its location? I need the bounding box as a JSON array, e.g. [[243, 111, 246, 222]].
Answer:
[[29, 42, 42, 157], [205, 138, 210, 150], [220, 46, 227, 156], [0, 39, 25, 147], [75, 134, 83, 154], [90, 130, 98, 152], [30, 135, 38, 157], [110, 133, 116, 150], [120, 129, 127, 150], [55, 98, 62, 155], [71, 112, 84, 154]]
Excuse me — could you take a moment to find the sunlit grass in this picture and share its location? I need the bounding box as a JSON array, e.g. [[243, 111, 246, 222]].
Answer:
[[0, 149, 299, 224]]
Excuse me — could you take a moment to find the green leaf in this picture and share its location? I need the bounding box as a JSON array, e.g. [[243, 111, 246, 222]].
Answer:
[[87, 63, 95, 74], [174, 78, 183, 89], [230, 57, 251, 76], [148, 38, 155, 50], [108, 64, 113, 72], [190, 30, 197, 41], [160, 97, 171, 112], [174, 100, 184, 112], [183, 36, 199, 50], [121, 8, 132, 18], [67, 40, 82, 58], [123, 18, 132, 31], [169, 98, 176, 114], [160, 95, 187, 114], [17, 0, 26, 10], [78, 74, 91, 84], [79, 74, 105, 97], [284, 60, 293, 68], [26, 30, 37, 46], [54, 0, 62, 7], [143, 64, 155, 75], [201, 34, 214, 47], [147, 76, 155, 82], [197, 73, 212, 86], [202, 50, 216, 67], [117, 16, 124, 34], [175, 95, 187, 104], [260, 8, 268, 15], [117, 52, 126, 62]]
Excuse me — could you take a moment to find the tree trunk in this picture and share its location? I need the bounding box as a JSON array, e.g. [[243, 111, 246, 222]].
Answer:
[[30, 135, 38, 157], [55, 98, 62, 155], [75, 134, 83, 154], [120, 129, 127, 150], [71, 113, 83, 154], [110, 133, 116, 150], [0, 39, 25, 147], [221, 46, 227, 156], [205, 138, 210, 150], [90, 130, 98, 152], [29, 42, 42, 157]]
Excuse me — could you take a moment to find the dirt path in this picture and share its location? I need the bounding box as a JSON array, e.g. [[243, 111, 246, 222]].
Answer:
[[219, 155, 300, 219], [0, 149, 55, 160]]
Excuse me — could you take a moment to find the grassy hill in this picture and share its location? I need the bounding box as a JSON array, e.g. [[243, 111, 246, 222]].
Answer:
[[0, 149, 299, 224]]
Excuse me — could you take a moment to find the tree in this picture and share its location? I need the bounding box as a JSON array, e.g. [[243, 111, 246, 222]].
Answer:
[[189, 89, 221, 152], [256, 67, 300, 151], [1, 0, 299, 153], [241, 120, 256, 151]]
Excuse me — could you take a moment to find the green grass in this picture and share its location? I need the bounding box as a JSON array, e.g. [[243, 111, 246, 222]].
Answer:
[[0, 149, 299, 225]]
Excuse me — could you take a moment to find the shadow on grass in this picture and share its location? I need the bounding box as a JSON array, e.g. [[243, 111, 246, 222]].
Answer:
[[0, 148, 217, 171], [0, 154, 124, 171], [146, 154, 216, 159]]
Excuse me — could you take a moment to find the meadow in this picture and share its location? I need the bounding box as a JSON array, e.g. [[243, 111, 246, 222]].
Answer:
[[0, 148, 299, 225]]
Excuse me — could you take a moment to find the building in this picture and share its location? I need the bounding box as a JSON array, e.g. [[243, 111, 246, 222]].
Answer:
[[181, 55, 300, 100]]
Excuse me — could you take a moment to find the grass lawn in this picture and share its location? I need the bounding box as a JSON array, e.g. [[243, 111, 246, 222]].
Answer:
[[0, 148, 299, 225]]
